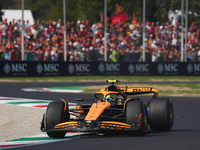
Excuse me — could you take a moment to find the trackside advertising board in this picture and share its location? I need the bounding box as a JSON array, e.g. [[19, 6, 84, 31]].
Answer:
[[0, 61, 200, 77]]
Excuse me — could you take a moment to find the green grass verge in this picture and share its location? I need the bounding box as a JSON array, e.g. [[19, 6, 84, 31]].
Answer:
[[0, 76, 200, 81], [82, 83, 200, 97], [1, 76, 199, 96]]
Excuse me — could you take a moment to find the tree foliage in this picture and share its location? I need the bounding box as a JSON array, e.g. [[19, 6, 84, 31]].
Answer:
[[0, 0, 10, 21], [1, 0, 200, 24]]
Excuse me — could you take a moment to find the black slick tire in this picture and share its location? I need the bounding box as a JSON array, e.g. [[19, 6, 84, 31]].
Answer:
[[148, 98, 174, 131], [125, 99, 147, 136], [46, 101, 69, 138]]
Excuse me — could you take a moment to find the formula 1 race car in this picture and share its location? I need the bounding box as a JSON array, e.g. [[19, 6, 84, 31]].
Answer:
[[41, 80, 174, 138]]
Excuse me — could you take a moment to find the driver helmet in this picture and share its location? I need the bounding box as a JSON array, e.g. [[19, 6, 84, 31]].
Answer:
[[105, 94, 116, 102]]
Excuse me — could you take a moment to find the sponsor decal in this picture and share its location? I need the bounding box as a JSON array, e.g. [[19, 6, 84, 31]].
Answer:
[[2, 61, 200, 77], [3, 63, 11, 74], [187, 63, 193, 74], [36, 63, 43, 74], [98, 63, 120, 75], [68, 63, 75, 74], [98, 63, 105, 73], [75, 64, 90, 72], [186, 63, 200, 75], [105, 63, 120, 71], [36, 63, 60, 76], [68, 63, 91, 75], [193, 63, 200, 72], [157, 63, 178, 75], [164, 63, 178, 72], [128, 64, 134, 74], [132, 88, 151, 92], [157, 63, 164, 74], [3, 63, 28, 76], [128, 63, 149, 75]]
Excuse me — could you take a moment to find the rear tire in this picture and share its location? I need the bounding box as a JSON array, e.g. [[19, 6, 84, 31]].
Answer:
[[148, 98, 174, 131], [126, 99, 147, 136], [46, 101, 69, 138]]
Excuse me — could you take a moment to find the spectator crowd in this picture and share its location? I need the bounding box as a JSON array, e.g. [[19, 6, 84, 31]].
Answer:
[[0, 17, 200, 62]]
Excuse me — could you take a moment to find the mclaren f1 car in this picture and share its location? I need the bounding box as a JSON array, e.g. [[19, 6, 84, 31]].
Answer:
[[40, 80, 174, 138]]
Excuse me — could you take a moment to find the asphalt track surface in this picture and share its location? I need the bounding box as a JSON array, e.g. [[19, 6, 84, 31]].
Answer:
[[0, 81, 200, 150]]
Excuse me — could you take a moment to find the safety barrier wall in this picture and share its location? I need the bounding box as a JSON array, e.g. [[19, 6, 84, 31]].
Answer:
[[0, 61, 200, 77]]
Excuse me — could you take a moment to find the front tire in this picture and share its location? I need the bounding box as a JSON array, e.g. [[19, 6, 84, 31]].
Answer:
[[46, 101, 69, 138], [148, 98, 174, 131]]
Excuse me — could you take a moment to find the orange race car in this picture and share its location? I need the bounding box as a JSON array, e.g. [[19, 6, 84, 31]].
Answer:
[[40, 80, 174, 138]]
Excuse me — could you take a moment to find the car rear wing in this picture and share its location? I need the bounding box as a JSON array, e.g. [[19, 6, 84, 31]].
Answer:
[[103, 80, 158, 98], [121, 87, 158, 98]]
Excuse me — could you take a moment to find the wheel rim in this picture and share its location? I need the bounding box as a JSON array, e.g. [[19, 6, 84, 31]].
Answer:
[[144, 110, 147, 127], [170, 105, 173, 124]]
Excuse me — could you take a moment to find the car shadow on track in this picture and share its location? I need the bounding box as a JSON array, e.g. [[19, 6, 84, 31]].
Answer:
[[81, 132, 168, 138], [80, 129, 196, 139]]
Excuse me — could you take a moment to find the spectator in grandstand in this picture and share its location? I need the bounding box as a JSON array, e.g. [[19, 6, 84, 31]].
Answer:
[[112, 47, 119, 62], [0, 43, 5, 60], [1, 16, 200, 62], [25, 40, 33, 61], [1, 20, 8, 42], [56, 19, 62, 30], [11, 45, 21, 61]]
